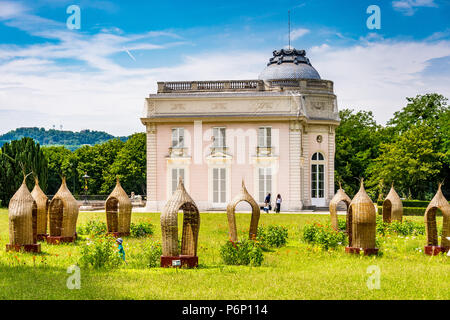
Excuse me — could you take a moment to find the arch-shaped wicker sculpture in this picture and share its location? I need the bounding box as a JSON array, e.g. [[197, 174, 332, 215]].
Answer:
[[329, 183, 351, 235], [382, 185, 403, 223], [6, 178, 41, 253], [423, 184, 450, 255], [31, 177, 49, 241], [47, 177, 79, 244], [346, 179, 378, 255], [227, 180, 260, 242], [105, 178, 132, 237], [160, 178, 200, 268]]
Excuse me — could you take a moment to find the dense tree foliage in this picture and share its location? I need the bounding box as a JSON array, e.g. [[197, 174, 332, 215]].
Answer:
[[101, 133, 147, 195], [0, 138, 48, 206], [334, 109, 387, 196], [0, 127, 127, 150], [336, 93, 449, 200], [39, 134, 145, 197]]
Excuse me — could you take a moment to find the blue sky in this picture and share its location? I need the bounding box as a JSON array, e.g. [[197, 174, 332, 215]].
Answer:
[[0, 0, 449, 135]]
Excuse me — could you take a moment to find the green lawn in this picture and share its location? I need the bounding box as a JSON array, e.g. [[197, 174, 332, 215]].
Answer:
[[0, 209, 448, 300]]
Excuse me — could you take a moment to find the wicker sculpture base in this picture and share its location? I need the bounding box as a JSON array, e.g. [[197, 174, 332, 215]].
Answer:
[[160, 255, 198, 268], [345, 247, 379, 256], [107, 232, 130, 238], [424, 245, 449, 255], [46, 236, 75, 244], [37, 234, 49, 241], [6, 244, 41, 253]]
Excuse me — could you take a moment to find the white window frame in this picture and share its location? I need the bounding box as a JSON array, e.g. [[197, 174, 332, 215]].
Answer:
[[311, 152, 326, 206], [258, 167, 272, 203], [258, 127, 272, 148], [172, 127, 184, 148], [212, 167, 227, 204], [171, 168, 185, 195], [212, 127, 226, 148]]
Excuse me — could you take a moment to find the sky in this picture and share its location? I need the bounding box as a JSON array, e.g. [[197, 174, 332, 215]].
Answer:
[[0, 0, 449, 136]]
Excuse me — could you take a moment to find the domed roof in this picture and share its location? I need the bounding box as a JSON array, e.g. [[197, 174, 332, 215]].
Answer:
[[258, 48, 321, 81]]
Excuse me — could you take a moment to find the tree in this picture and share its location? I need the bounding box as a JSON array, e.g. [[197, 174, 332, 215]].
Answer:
[[334, 109, 387, 197], [102, 133, 146, 195], [387, 93, 448, 134], [386, 93, 449, 197], [367, 125, 444, 199], [0, 137, 48, 206], [42, 146, 77, 195], [74, 138, 125, 195]]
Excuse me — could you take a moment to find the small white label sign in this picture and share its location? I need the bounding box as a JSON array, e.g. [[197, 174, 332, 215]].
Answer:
[[172, 259, 181, 267]]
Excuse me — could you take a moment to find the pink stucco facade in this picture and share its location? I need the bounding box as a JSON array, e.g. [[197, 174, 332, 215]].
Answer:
[[154, 121, 291, 210], [141, 49, 340, 211]]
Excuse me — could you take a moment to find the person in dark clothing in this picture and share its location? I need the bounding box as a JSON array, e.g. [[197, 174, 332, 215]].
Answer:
[[264, 193, 271, 212], [275, 194, 282, 213]]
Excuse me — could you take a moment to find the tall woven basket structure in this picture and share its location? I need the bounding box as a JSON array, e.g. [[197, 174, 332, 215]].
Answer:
[[6, 178, 41, 253], [226, 180, 260, 242], [423, 184, 450, 255], [47, 177, 79, 244], [31, 177, 49, 241], [105, 178, 132, 237], [329, 183, 351, 237], [345, 179, 378, 255], [160, 178, 200, 268], [382, 185, 403, 223]]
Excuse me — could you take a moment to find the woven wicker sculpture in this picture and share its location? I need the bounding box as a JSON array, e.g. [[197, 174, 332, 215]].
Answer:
[[105, 178, 132, 237], [329, 183, 351, 234], [160, 178, 200, 268], [346, 179, 378, 255], [6, 177, 41, 253], [47, 177, 79, 244], [423, 184, 450, 255], [227, 180, 260, 242], [382, 185, 403, 223], [31, 177, 49, 241]]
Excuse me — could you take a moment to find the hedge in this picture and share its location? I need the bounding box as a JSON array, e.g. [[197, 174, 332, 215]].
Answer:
[[377, 206, 443, 216], [376, 199, 450, 207]]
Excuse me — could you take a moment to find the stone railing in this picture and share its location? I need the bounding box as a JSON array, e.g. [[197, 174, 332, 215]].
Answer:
[[158, 80, 265, 93], [157, 79, 333, 93], [256, 146, 274, 156], [267, 79, 333, 92]]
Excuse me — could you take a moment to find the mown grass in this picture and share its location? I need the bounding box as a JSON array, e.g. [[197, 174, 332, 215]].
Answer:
[[0, 209, 448, 300]]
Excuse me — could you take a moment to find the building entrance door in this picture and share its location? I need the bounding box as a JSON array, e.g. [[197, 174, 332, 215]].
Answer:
[[311, 152, 326, 207]]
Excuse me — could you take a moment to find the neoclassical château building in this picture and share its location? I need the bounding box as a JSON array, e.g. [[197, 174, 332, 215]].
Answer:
[[141, 48, 340, 211]]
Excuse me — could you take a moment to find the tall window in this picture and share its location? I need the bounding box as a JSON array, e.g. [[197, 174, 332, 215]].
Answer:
[[171, 168, 185, 194], [172, 128, 184, 148], [213, 168, 226, 203], [311, 152, 325, 199], [212, 127, 226, 147], [258, 127, 271, 147], [259, 167, 272, 202]]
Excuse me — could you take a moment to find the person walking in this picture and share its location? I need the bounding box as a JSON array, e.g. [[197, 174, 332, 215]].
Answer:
[[275, 194, 282, 213], [264, 193, 271, 213]]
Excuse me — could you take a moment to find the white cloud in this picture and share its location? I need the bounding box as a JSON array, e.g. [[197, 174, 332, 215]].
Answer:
[[0, 1, 27, 19], [0, 5, 449, 136], [290, 28, 310, 41], [310, 40, 450, 124], [392, 0, 438, 16]]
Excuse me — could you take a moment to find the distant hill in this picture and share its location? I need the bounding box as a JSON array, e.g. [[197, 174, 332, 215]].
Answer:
[[0, 127, 128, 150]]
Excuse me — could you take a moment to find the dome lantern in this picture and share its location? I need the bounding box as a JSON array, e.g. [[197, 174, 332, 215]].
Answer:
[[258, 48, 321, 81]]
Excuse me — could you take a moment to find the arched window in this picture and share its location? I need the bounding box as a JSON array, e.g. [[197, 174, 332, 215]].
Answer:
[[312, 152, 324, 161], [311, 152, 325, 205]]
